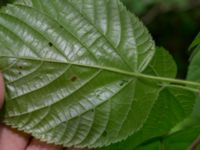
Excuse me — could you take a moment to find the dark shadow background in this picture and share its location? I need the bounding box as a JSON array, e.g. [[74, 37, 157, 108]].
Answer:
[[1, 0, 200, 78], [122, 0, 200, 79]]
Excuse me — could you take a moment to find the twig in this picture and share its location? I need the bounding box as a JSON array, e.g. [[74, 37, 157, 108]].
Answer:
[[188, 135, 200, 150]]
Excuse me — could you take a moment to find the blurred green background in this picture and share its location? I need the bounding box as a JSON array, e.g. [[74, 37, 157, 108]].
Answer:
[[1, 0, 200, 78], [122, 0, 200, 78]]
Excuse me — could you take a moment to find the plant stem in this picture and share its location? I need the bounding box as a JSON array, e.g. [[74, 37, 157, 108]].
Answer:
[[137, 73, 200, 88], [159, 84, 199, 93], [188, 135, 200, 150]]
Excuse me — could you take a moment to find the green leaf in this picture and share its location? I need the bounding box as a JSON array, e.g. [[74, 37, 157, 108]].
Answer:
[[138, 125, 200, 150], [189, 32, 200, 51], [99, 48, 196, 150], [144, 47, 177, 78], [0, 0, 159, 148], [131, 34, 200, 150], [188, 33, 200, 83], [154, 32, 200, 150], [100, 88, 196, 150], [187, 32, 200, 119], [163, 125, 200, 150]]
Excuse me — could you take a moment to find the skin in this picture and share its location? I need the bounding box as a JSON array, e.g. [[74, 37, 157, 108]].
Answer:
[[0, 73, 91, 150]]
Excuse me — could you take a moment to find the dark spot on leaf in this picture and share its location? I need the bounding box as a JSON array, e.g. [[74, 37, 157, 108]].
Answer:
[[18, 72, 22, 75], [119, 80, 128, 86], [119, 82, 124, 86], [48, 42, 53, 47], [103, 131, 107, 137], [18, 66, 23, 69], [91, 109, 95, 112], [59, 25, 63, 28], [70, 76, 78, 82]]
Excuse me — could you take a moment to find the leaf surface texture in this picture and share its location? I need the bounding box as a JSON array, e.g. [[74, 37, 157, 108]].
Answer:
[[0, 0, 161, 148]]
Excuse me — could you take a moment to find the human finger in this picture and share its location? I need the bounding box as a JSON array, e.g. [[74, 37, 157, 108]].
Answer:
[[26, 139, 63, 150]]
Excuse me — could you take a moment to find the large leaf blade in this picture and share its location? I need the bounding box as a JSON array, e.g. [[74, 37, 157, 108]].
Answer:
[[0, 0, 158, 148]]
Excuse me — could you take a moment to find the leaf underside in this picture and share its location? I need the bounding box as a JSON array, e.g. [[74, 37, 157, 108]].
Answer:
[[0, 0, 157, 148], [0, 0, 189, 148]]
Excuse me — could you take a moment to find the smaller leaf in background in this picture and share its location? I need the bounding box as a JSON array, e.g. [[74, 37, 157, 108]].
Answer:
[[187, 32, 200, 82], [161, 32, 200, 150], [193, 97, 200, 119], [144, 47, 177, 78], [187, 32, 200, 120], [135, 126, 200, 150], [162, 125, 200, 150], [135, 32, 200, 150], [189, 32, 200, 62], [100, 88, 195, 150], [189, 32, 200, 50]]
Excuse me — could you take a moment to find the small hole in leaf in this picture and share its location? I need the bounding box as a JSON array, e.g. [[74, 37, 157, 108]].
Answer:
[[48, 42, 53, 47], [70, 76, 78, 82], [103, 131, 107, 137]]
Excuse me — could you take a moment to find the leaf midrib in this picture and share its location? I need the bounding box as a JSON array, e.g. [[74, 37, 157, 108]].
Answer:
[[0, 55, 140, 78], [2, 54, 200, 93]]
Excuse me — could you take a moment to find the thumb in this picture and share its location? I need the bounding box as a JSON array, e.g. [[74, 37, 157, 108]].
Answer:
[[0, 73, 4, 108]]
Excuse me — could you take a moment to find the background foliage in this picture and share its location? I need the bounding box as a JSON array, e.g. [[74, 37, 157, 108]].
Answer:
[[122, 0, 200, 79]]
